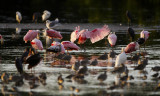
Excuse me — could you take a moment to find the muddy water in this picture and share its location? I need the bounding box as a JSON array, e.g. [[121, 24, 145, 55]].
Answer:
[[0, 23, 160, 96]]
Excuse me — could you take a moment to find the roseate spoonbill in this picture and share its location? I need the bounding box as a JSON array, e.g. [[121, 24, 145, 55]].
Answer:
[[26, 53, 42, 71], [23, 30, 39, 43], [46, 18, 60, 29], [126, 10, 132, 26], [78, 29, 90, 44], [115, 48, 127, 67], [98, 53, 108, 60], [72, 60, 80, 71], [32, 12, 41, 23], [61, 41, 80, 52], [108, 32, 117, 48], [140, 30, 150, 41], [31, 38, 43, 50], [97, 71, 107, 82], [46, 29, 63, 40], [89, 25, 110, 43], [125, 42, 139, 53], [128, 27, 135, 41], [15, 58, 23, 74], [47, 41, 65, 53], [140, 30, 150, 50], [42, 10, 51, 21], [70, 26, 80, 43], [16, 11, 22, 23], [90, 59, 98, 66]]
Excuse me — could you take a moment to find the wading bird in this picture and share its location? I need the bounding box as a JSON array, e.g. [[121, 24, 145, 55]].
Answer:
[[42, 10, 51, 21], [108, 32, 117, 48], [128, 27, 135, 41], [23, 30, 39, 43], [16, 11, 22, 23], [32, 12, 41, 23], [31, 38, 43, 50], [46, 18, 60, 29], [115, 48, 127, 67], [45, 29, 63, 40]]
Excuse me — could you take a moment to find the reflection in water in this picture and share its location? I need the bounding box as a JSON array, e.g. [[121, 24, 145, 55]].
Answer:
[[0, 23, 160, 96]]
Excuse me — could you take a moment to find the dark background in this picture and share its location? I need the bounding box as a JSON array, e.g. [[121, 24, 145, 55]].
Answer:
[[0, 0, 160, 24]]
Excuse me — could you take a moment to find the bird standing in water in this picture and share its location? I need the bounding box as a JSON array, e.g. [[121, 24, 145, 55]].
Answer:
[[16, 11, 22, 23], [46, 18, 60, 29], [97, 71, 107, 83], [115, 48, 127, 67], [26, 53, 42, 73]]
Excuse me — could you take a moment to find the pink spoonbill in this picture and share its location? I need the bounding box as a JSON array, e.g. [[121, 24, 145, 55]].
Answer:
[[61, 41, 80, 53], [23, 30, 39, 43], [125, 42, 139, 53], [48, 41, 65, 53], [140, 30, 150, 41], [115, 48, 127, 67], [46, 29, 63, 40], [89, 25, 110, 43], [31, 38, 43, 50], [78, 29, 90, 44], [70, 26, 80, 43], [108, 32, 117, 48]]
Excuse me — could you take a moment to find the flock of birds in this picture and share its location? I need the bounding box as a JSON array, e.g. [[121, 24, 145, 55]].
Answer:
[[1, 10, 160, 95]]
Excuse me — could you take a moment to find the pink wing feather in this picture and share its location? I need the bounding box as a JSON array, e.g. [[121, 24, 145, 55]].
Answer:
[[46, 29, 63, 39], [70, 26, 80, 42], [90, 25, 110, 43], [61, 41, 80, 50]]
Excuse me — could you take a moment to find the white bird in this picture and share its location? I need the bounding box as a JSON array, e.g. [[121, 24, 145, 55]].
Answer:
[[115, 47, 127, 67], [46, 18, 60, 29], [42, 10, 51, 21], [16, 11, 22, 23]]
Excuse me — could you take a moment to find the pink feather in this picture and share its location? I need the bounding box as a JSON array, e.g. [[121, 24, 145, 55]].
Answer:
[[90, 25, 110, 43], [46, 29, 63, 39], [31, 38, 43, 50], [23, 30, 39, 43], [61, 41, 80, 50]]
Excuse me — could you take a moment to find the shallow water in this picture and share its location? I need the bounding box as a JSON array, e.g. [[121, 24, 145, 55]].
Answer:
[[0, 23, 160, 96]]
